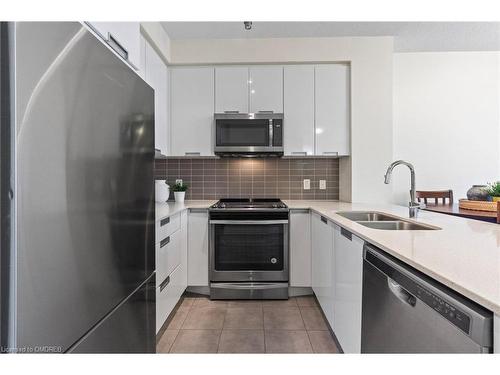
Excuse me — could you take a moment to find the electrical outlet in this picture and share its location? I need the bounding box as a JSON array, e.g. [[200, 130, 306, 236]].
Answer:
[[303, 179, 311, 190], [175, 179, 183, 185], [319, 180, 326, 190]]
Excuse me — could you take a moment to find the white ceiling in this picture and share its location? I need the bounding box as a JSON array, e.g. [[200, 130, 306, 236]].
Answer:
[[161, 22, 500, 52]]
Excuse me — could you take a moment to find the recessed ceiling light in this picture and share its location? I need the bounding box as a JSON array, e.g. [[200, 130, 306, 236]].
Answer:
[[244, 21, 252, 30]]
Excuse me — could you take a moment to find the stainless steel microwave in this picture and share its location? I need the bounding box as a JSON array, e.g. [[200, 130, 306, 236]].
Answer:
[[214, 113, 284, 156]]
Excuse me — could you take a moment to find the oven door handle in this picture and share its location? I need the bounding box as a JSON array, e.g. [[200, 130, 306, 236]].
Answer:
[[210, 283, 286, 290], [209, 220, 289, 225]]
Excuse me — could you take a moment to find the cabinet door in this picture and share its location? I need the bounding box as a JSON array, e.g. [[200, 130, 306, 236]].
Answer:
[[311, 212, 334, 327], [284, 65, 315, 156], [145, 41, 168, 155], [138, 34, 146, 79], [180, 210, 188, 290], [289, 210, 311, 287], [170, 67, 215, 156], [88, 22, 141, 69], [215, 66, 249, 113], [315, 64, 350, 156], [333, 224, 364, 353], [187, 210, 209, 286], [249, 66, 283, 113]]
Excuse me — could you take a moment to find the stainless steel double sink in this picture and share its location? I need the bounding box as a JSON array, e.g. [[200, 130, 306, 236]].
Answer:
[[336, 211, 440, 231]]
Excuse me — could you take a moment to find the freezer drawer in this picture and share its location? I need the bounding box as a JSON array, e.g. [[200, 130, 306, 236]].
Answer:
[[361, 244, 493, 353], [69, 274, 156, 353]]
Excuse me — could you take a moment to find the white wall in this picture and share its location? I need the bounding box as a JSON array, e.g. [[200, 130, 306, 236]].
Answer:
[[168, 37, 394, 203], [393, 52, 500, 204]]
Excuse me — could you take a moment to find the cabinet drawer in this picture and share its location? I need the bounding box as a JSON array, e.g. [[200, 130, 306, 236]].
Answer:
[[156, 230, 181, 284], [156, 265, 183, 332], [156, 213, 181, 243]]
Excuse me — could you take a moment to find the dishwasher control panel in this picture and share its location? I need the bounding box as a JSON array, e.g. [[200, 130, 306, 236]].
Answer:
[[416, 285, 470, 334]]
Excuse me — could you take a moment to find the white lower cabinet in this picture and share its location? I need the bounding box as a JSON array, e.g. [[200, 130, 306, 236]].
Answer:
[[155, 211, 188, 333], [311, 212, 335, 328], [187, 209, 209, 286], [156, 230, 181, 286], [289, 210, 311, 287], [332, 224, 364, 353], [156, 264, 184, 333]]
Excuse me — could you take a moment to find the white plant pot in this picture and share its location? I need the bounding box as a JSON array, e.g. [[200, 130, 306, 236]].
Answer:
[[174, 191, 185, 203], [155, 180, 170, 203]]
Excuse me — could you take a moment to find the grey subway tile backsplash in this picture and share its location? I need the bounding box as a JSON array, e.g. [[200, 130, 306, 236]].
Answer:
[[155, 158, 340, 200]]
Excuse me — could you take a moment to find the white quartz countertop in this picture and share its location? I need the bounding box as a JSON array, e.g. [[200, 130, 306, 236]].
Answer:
[[155, 200, 216, 220], [155, 199, 500, 314], [285, 200, 500, 315]]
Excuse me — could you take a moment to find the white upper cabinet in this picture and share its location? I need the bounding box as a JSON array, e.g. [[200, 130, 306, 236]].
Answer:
[[144, 39, 169, 155], [170, 67, 215, 156], [215, 67, 249, 113], [284, 65, 315, 156], [315, 64, 351, 156], [249, 66, 283, 113], [87, 22, 141, 70], [137, 35, 146, 80]]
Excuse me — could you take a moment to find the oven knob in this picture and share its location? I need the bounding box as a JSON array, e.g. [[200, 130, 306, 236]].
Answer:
[[270, 258, 277, 264], [220, 203, 226, 208]]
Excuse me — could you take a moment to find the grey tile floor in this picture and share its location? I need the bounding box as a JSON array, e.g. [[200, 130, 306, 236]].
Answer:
[[157, 295, 340, 354]]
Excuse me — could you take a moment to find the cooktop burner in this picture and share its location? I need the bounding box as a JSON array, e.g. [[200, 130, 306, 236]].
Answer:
[[210, 198, 288, 209]]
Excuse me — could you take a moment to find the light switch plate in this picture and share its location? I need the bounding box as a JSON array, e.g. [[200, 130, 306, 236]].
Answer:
[[175, 179, 183, 185], [303, 179, 311, 190], [319, 180, 326, 190]]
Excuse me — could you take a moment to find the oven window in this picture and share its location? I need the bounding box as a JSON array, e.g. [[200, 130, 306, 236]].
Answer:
[[216, 119, 269, 147], [213, 224, 284, 271]]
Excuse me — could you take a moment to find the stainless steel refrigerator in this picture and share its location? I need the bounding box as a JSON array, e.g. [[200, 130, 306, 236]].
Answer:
[[0, 22, 156, 353]]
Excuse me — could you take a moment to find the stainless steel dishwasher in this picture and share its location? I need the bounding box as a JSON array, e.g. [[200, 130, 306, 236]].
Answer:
[[361, 244, 493, 353]]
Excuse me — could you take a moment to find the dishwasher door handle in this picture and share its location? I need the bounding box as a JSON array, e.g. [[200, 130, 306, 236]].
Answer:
[[387, 278, 416, 307]]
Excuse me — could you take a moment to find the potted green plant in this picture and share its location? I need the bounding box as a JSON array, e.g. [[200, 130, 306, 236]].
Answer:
[[486, 181, 500, 202], [172, 181, 188, 203]]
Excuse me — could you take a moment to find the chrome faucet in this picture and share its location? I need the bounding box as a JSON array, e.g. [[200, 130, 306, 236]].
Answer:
[[384, 160, 423, 218]]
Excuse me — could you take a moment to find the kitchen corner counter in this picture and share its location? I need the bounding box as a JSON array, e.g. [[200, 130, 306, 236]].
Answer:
[[154, 199, 500, 314], [155, 200, 216, 220], [285, 200, 500, 315]]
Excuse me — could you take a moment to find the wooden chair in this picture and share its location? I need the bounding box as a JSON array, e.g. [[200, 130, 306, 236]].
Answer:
[[416, 190, 454, 205]]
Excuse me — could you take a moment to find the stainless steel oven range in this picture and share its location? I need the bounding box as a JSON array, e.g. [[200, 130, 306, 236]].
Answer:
[[209, 198, 289, 299]]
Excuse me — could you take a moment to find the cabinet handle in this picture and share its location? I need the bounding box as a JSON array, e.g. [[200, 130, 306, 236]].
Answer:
[[321, 216, 328, 224], [159, 276, 170, 291], [322, 152, 338, 156], [106, 33, 128, 61], [341, 227, 352, 241], [185, 152, 201, 156], [258, 110, 274, 113], [223, 110, 240, 114], [291, 151, 308, 156], [160, 217, 170, 227], [160, 236, 170, 248]]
